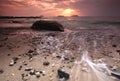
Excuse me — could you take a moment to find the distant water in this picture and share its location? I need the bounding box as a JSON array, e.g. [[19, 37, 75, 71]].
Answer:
[[0, 16, 120, 30]]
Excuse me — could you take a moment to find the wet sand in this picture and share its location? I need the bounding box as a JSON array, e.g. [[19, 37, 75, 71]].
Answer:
[[0, 28, 120, 81]]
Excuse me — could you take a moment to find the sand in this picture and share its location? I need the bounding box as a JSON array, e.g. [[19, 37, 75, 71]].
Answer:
[[0, 28, 120, 81]]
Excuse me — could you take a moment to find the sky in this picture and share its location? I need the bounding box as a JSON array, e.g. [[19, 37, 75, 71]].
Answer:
[[0, 0, 120, 16]]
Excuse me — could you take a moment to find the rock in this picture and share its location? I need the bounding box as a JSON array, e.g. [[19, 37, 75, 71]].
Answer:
[[111, 72, 120, 80], [43, 61, 50, 66], [57, 69, 70, 80], [21, 73, 30, 81], [0, 69, 4, 74], [35, 71, 40, 78], [25, 67, 32, 71], [0, 44, 2, 47], [18, 65, 22, 70], [29, 69, 35, 75], [116, 50, 120, 53], [40, 70, 45, 76], [112, 44, 117, 47], [28, 50, 34, 53], [9, 57, 19, 66], [7, 54, 11, 56], [56, 56, 61, 59], [9, 60, 15, 66], [13, 57, 19, 62], [31, 20, 64, 32]]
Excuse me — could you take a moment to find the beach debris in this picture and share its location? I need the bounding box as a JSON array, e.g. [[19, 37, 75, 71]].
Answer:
[[57, 69, 70, 80], [31, 20, 64, 31], [0, 69, 4, 74], [43, 61, 50, 66]]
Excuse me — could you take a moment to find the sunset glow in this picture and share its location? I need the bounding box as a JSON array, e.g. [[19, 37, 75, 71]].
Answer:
[[62, 9, 75, 16], [0, 0, 119, 16]]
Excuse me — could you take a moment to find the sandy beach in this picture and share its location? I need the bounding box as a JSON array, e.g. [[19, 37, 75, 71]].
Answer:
[[0, 28, 120, 81]]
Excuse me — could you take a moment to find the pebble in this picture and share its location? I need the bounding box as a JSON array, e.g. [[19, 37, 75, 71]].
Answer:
[[29, 69, 35, 75], [57, 69, 70, 80], [18, 65, 22, 70], [35, 72, 40, 78], [9, 57, 19, 66], [43, 61, 50, 66], [9, 60, 15, 66], [0, 69, 4, 74], [25, 67, 32, 71], [51, 64, 55, 67]]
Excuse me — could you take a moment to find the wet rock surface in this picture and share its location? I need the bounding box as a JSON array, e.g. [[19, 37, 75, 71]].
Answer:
[[31, 20, 64, 31]]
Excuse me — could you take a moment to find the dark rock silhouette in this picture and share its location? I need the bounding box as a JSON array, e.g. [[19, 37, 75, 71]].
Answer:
[[31, 20, 64, 31]]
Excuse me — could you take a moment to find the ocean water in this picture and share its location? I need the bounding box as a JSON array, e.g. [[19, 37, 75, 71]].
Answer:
[[0, 16, 120, 30]]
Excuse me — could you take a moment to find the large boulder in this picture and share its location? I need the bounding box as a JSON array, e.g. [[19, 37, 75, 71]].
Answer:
[[31, 20, 64, 31]]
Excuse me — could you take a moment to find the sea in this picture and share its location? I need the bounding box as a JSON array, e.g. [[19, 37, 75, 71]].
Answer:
[[0, 16, 120, 30]]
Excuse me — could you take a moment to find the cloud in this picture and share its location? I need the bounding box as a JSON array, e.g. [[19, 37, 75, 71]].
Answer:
[[0, 0, 120, 16], [70, 0, 120, 16]]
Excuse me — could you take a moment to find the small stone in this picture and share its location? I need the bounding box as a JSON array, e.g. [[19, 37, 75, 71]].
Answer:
[[13, 57, 19, 62], [7, 54, 11, 56], [43, 61, 50, 66], [28, 50, 34, 53], [56, 56, 61, 59], [57, 69, 69, 80], [0, 69, 4, 74], [9, 60, 15, 66], [40, 71, 43, 74], [51, 64, 55, 67], [25, 67, 32, 71], [9, 57, 19, 66], [0, 44, 2, 47], [35, 72, 40, 78], [18, 65, 22, 70], [29, 69, 35, 75], [11, 73, 15, 76], [112, 44, 117, 47], [111, 72, 120, 80], [64, 57, 69, 61]]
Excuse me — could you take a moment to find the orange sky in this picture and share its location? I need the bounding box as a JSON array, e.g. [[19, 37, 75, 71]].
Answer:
[[0, 0, 80, 16], [0, 0, 120, 16]]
